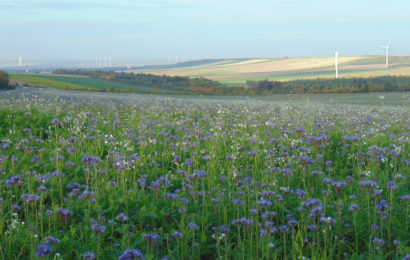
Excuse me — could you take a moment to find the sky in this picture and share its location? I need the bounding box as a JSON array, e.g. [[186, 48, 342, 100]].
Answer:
[[0, 0, 409, 61]]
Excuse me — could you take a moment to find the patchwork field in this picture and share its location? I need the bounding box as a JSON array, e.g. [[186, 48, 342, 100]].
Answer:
[[130, 56, 410, 84]]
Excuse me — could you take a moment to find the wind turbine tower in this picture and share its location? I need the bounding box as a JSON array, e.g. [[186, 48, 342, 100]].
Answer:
[[334, 51, 339, 79], [379, 40, 391, 68], [109, 57, 112, 68], [18, 57, 23, 67]]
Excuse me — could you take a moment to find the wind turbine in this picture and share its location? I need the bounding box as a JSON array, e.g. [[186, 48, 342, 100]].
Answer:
[[378, 40, 391, 68], [334, 51, 339, 79]]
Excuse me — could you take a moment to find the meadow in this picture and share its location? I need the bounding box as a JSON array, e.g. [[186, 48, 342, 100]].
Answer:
[[0, 87, 409, 259]]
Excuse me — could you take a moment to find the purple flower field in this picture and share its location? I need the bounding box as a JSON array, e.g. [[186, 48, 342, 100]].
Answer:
[[0, 88, 409, 259]]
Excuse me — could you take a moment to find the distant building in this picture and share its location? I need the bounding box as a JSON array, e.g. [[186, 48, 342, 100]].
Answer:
[[18, 57, 23, 67]]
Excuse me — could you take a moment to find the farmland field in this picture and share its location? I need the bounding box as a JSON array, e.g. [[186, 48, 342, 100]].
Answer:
[[132, 56, 410, 84], [9, 74, 160, 93], [0, 87, 409, 259]]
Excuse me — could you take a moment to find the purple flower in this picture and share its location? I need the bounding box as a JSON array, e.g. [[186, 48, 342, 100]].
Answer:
[[138, 175, 147, 189], [173, 155, 181, 162], [257, 199, 272, 208], [307, 224, 317, 232], [387, 181, 398, 190], [261, 190, 275, 199], [143, 233, 160, 244], [296, 189, 306, 198], [92, 223, 106, 234], [172, 231, 183, 239], [259, 228, 267, 237], [261, 211, 276, 220], [118, 249, 144, 260], [116, 213, 129, 222], [188, 222, 198, 231], [57, 208, 73, 225], [35, 244, 53, 257], [279, 225, 289, 233], [44, 236, 60, 245], [376, 200, 389, 213], [287, 219, 298, 227], [325, 160, 332, 168], [349, 203, 359, 212], [311, 170, 324, 177], [231, 218, 252, 226], [51, 118, 60, 125], [184, 158, 193, 167], [372, 238, 385, 246], [82, 252, 96, 260], [320, 216, 336, 226], [359, 180, 378, 189], [401, 194, 410, 201], [21, 193, 40, 204]]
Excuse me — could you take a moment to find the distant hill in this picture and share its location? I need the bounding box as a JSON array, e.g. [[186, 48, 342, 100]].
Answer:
[[128, 56, 410, 84]]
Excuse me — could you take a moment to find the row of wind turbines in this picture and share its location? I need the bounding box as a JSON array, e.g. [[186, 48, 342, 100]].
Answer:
[[333, 40, 391, 79]]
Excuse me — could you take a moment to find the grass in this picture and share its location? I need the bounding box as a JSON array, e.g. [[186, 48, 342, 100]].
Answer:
[[0, 87, 409, 259]]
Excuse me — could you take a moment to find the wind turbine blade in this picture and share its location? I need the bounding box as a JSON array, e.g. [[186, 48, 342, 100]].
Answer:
[[387, 40, 391, 47], [378, 45, 386, 49]]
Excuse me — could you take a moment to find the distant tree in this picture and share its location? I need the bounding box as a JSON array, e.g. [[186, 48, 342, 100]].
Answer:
[[0, 70, 9, 89]]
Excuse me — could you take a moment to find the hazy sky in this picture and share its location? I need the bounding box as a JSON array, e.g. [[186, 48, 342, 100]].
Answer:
[[1, 0, 409, 60]]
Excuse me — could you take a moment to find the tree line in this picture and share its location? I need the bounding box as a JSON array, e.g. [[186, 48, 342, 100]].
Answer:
[[53, 69, 410, 95], [0, 70, 9, 90], [245, 76, 410, 95], [53, 69, 225, 95]]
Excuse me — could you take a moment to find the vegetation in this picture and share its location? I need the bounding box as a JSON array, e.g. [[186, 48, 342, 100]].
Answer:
[[11, 70, 410, 96], [0, 70, 9, 89], [10, 74, 159, 93], [0, 89, 408, 259], [52, 69, 225, 94], [245, 76, 410, 95]]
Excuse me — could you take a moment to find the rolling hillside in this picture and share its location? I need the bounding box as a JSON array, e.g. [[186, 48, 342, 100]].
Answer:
[[129, 56, 410, 84]]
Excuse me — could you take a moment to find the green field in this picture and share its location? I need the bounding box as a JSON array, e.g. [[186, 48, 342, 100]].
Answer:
[[9, 74, 161, 93]]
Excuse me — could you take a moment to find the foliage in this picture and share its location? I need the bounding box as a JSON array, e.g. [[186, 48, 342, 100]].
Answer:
[[52, 69, 225, 95], [246, 76, 410, 94], [0, 70, 9, 89]]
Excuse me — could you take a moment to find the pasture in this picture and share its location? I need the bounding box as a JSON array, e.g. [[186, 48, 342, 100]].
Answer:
[[0, 88, 409, 259]]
